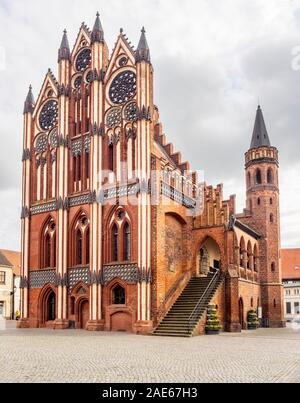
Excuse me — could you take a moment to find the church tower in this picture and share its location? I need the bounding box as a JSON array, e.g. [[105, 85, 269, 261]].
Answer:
[[245, 105, 284, 327]]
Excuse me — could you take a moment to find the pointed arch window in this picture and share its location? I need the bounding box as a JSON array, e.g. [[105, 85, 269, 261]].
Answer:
[[109, 144, 114, 172], [113, 285, 126, 305], [52, 231, 56, 268], [86, 228, 90, 265], [112, 224, 118, 262], [267, 168, 273, 184], [123, 223, 131, 261], [41, 219, 56, 269], [72, 213, 90, 267], [45, 233, 51, 268], [256, 169, 262, 184], [76, 229, 83, 265]]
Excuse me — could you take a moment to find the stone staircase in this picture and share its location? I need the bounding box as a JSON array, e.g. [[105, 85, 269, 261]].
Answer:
[[153, 273, 223, 337]]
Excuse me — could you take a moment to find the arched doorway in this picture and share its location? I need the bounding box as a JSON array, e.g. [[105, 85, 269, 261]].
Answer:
[[47, 292, 56, 322], [239, 298, 244, 330], [39, 287, 56, 326], [198, 238, 221, 276], [79, 299, 89, 330]]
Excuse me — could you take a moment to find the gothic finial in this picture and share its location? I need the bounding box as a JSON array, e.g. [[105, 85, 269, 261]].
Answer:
[[23, 85, 35, 114], [135, 26, 151, 63], [91, 12, 104, 43], [120, 28, 124, 34], [58, 29, 71, 62]]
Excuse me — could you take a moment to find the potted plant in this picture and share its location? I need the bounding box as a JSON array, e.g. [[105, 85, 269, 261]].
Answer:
[[205, 305, 221, 335], [247, 310, 259, 330]]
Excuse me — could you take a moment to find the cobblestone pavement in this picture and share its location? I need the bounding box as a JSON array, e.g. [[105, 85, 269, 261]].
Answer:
[[1, 322, 300, 383]]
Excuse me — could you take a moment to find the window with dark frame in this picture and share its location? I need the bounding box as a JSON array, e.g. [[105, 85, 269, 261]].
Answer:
[[113, 285, 126, 305], [76, 230, 83, 265], [112, 224, 118, 262], [0, 271, 5, 284], [123, 223, 131, 261]]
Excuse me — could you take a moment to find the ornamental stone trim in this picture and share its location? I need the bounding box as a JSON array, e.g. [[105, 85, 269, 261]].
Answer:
[[22, 149, 31, 162], [103, 263, 139, 284], [30, 201, 57, 215], [29, 270, 56, 289], [68, 267, 90, 290]]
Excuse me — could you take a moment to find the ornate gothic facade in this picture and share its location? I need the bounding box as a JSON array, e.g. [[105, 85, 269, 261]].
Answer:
[[19, 14, 285, 335]]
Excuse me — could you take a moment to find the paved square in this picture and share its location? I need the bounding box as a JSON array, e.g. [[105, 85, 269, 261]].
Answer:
[[1, 322, 300, 383]]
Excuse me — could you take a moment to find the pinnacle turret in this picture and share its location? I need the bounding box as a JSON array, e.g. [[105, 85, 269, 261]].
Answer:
[[135, 27, 151, 63], [23, 85, 35, 114], [58, 29, 71, 62], [91, 12, 104, 43]]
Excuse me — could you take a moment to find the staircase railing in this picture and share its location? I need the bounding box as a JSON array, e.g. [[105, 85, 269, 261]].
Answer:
[[187, 270, 221, 333]]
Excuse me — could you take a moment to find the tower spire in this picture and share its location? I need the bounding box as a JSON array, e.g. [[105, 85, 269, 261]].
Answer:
[[250, 105, 271, 149], [58, 29, 71, 62], [23, 85, 35, 114], [91, 11, 104, 43], [135, 27, 151, 63]]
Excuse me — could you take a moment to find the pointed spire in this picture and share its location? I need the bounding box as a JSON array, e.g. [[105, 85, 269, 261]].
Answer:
[[91, 12, 104, 43], [23, 85, 35, 114], [250, 105, 271, 149], [135, 27, 151, 63], [58, 29, 71, 62]]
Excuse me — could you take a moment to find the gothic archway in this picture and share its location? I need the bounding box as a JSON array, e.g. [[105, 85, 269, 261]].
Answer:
[[39, 285, 56, 325], [78, 299, 89, 330], [198, 237, 221, 277]]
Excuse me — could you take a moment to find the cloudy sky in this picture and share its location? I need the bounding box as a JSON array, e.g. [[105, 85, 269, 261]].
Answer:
[[0, 0, 299, 250]]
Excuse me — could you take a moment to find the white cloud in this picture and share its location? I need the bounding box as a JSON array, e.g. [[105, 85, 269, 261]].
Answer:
[[0, 0, 299, 250]]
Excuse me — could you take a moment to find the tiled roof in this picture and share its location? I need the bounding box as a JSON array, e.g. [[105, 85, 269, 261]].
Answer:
[[0, 250, 21, 276], [281, 249, 300, 280], [250, 105, 271, 149]]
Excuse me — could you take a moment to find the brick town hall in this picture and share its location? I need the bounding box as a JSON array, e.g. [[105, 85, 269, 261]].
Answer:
[[18, 14, 285, 336]]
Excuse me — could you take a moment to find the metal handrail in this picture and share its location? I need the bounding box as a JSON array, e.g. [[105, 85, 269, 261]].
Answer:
[[187, 270, 221, 333]]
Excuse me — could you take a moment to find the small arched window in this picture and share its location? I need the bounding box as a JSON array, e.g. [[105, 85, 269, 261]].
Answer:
[[270, 213, 274, 223], [257, 197, 261, 206], [123, 223, 131, 261], [256, 169, 262, 184], [113, 285, 126, 305], [267, 168, 273, 184], [86, 228, 90, 265], [45, 233, 51, 268], [48, 292, 56, 321], [270, 198, 273, 205], [112, 224, 118, 262], [52, 231, 56, 268], [271, 262, 276, 272], [76, 230, 83, 265], [251, 298, 254, 308], [247, 172, 251, 188], [108, 144, 114, 172]]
